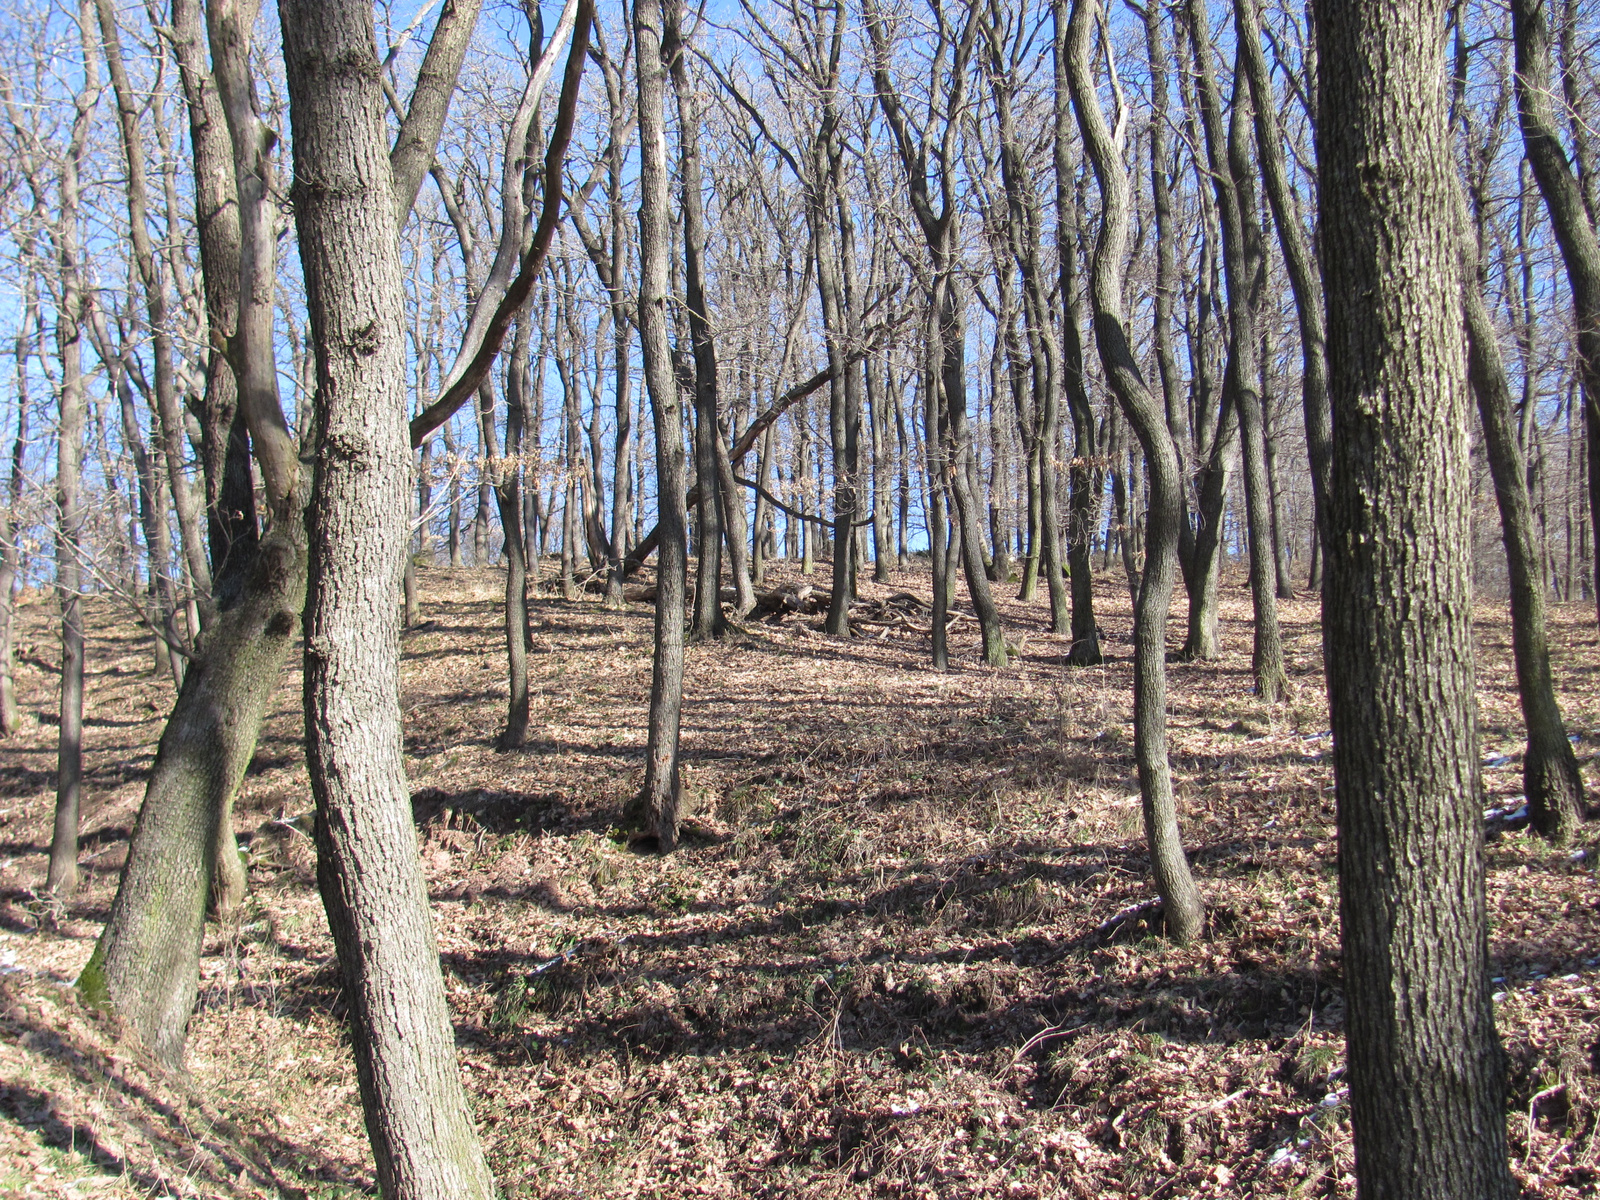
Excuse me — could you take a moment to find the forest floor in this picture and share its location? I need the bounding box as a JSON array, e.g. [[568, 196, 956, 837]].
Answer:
[[0, 561, 1598, 1198]]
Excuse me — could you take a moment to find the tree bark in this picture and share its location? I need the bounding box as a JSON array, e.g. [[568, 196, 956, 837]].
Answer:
[[1051, 9, 1098, 658], [281, 3, 495, 1195], [1456, 192, 1585, 842], [47, 8, 95, 898], [0, 289, 29, 735], [1317, 0, 1516, 1191], [79, 520, 307, 1066], [667, 0, 729, 641], [495, 310, 535, 750], [1234, 0, 1332, 550], [1513, 0, 1600, 625], [636, 0, 687, 850], [1065, 0, 1204, 944], [863, 0, 1006, 667]]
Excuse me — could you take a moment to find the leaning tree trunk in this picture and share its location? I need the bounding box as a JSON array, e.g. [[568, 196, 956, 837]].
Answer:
[[1317, 0, 1516, 1192], [280, 4, 495, 1196], [636, 0, 688, 850], [1064, 0, 1204, 944], [1512, 0, 1600, 626], [79, 519, 307, 1066], [1456, 193, 1585, 843], [1235, 0, 1332, 545]]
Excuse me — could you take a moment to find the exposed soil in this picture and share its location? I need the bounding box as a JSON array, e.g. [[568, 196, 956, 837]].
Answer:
[[0, 563, 1597, 1198]]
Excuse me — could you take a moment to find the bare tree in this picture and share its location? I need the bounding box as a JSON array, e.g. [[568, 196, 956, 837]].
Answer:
[[1064, 0, 1203, 944]]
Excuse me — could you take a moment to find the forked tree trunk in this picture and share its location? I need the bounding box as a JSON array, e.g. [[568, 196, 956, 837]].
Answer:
[[1064, 0, 1203, 944], [1317, 0, 1515, 1192], [281, 3, 495, 1195]]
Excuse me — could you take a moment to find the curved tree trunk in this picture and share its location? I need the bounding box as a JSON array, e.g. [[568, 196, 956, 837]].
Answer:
[[1512, 0, 1600, 627], [79, 520, 306, 1066], [1317, 0, 1515, 1190], [281, 3, 496, 1194], [1064, 0, 1203, 945], [1235, 0, 1332, 552]]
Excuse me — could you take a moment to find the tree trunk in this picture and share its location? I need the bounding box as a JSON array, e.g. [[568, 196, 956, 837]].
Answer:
[[1235, 0, 1332, 544], [47, 17, 94, 897], [667, 0, 729, 642], [1064, 0, 1204, 945], [923, 309, 950, 671], [1512, 0, 1600, 626], [1457, 193, 1585, 842], [636, 0, 688, 850], [79, 519, 306, 1066], [1052, 25, 1098, 657], [1317, 0, 1516, 1191], [281, 4, 496, 1195], [868, 358, 894, 584], [1261, 329, 1297, 601], [0, 305, 27, 735], [496, 311, 535, 750], [49, 291, 86, 899]]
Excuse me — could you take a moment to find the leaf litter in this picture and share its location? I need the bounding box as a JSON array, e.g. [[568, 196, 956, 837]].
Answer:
[[0, 565, 1596, 1197]]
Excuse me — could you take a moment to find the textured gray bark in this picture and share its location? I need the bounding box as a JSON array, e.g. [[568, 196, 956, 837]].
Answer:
[[387, 0, 483, 222], [81, 522, 306, 1067], [171, 1, 258, 605], [637, 0, 688, 849], [1065, 0, 1204, 944], [209, 0, 299, 518], [1318, 0, 1516, 1192], [281, 2, 495, 1194]]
